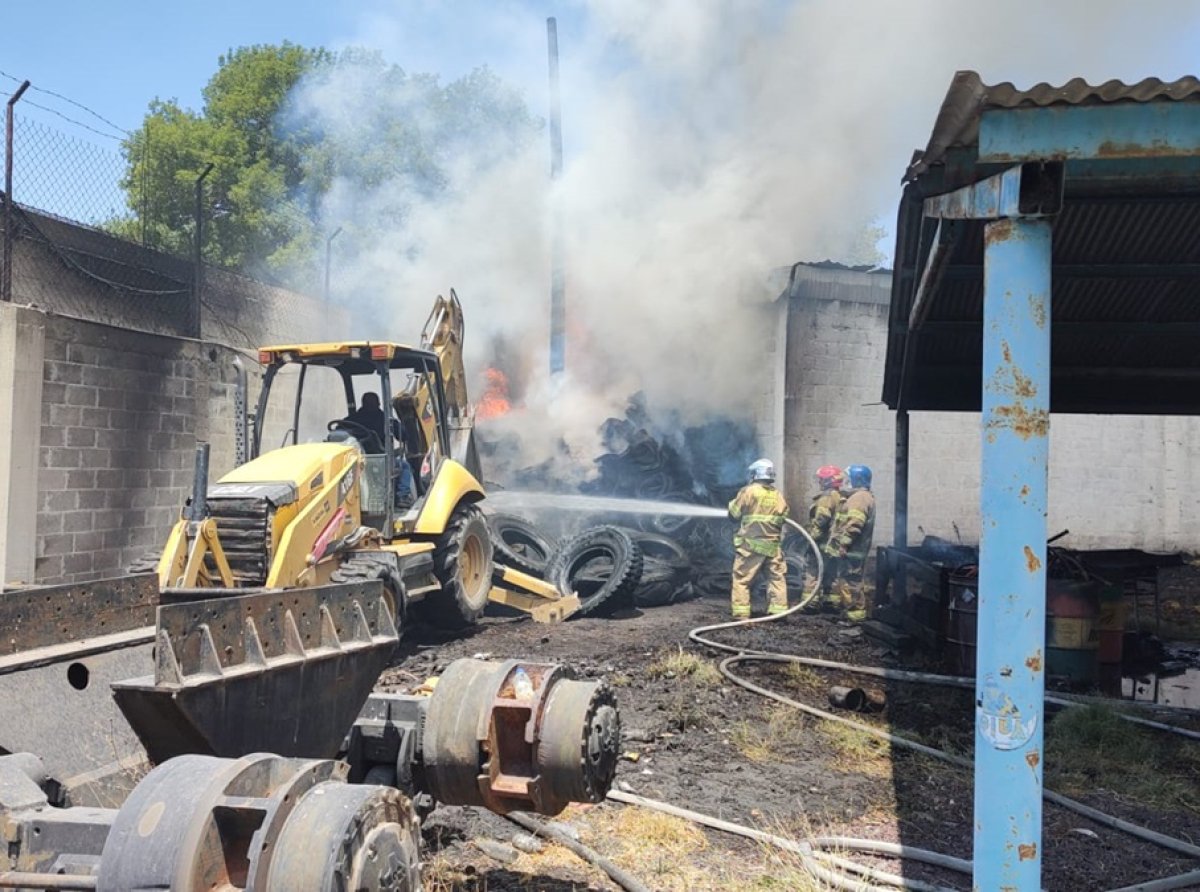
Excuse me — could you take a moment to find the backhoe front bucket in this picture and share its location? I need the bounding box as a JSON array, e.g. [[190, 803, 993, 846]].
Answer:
[[112, 581, 398, 763]]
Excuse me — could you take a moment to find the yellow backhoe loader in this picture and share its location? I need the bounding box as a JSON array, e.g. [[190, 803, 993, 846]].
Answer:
[[153, 290, 577, 627]]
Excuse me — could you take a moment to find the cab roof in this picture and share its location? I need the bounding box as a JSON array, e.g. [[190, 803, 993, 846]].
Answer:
[[258, 341, 438, 375]]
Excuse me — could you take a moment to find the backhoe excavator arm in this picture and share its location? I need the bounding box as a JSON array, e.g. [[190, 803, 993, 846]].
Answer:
[[420, 289, 468, 415]]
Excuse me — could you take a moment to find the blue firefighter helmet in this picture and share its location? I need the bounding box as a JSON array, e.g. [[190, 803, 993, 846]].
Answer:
[[846, 464, 872, 489]]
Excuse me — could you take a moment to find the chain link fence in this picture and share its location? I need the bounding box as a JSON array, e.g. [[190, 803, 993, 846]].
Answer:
[[2, 104, 332, 347]]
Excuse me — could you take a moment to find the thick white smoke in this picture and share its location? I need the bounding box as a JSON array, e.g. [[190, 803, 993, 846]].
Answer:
[[292, 0, 1196, 475]]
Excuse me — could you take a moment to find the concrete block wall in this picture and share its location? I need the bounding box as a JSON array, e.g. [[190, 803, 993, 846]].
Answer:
[[778, 266, 1200, 552], [782, 292, 895, 535], [33, 315, 238, 583]]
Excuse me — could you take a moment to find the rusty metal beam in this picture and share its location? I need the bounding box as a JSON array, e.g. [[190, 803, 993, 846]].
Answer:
[[980, 103, 1200, 163], [0, 575, 158, 656], [923, 162, 1063, 220]]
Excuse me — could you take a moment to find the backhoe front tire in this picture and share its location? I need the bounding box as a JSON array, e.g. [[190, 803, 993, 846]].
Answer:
[[329, 552, 406, 631], [427, 503, 494, 629]]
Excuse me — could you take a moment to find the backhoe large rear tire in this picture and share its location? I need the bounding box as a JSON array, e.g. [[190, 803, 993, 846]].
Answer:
[[427, 503, 494, 629]]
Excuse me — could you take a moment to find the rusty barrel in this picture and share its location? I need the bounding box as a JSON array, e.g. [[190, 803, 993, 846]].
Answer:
[[945, 571, 979, 675], [1046, 579, 1100, 684], [1097, 583, 1126, 664]]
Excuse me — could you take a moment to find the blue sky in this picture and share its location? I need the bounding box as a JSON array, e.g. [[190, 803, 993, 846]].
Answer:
[[6, 1, 1200, 260], [2, 0, 580, 138]]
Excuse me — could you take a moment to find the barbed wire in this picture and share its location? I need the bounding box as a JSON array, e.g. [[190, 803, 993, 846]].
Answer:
[[4, 102, 335, 348], [0, 69, 129, 138]]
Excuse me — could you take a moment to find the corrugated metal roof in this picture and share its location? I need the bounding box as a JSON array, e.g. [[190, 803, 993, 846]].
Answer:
[[883, 71, 1200, 415], [907, 71, 1200, 181]]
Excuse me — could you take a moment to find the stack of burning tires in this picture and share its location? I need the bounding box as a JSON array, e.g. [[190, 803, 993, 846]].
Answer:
[[486, 514, 697, 617]]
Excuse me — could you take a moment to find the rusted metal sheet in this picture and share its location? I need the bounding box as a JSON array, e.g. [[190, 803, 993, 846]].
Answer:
[[0, 575, 157, 656], [111, 580, 398, 763], [906, 71, 1200, 180]]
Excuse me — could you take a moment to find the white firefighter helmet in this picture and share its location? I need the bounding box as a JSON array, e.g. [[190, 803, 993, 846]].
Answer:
[[748, 458, 776, 483]]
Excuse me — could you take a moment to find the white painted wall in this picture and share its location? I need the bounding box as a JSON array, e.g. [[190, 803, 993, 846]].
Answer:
[[775, 266, 1200, 552]]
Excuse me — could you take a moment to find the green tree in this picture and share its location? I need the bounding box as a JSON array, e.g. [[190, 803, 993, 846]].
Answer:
[[116, 43, 326, 271], [116, 43, 539, 287]]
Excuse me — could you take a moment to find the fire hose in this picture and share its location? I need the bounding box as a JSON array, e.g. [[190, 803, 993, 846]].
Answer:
[[600, 518, 1200, 891]]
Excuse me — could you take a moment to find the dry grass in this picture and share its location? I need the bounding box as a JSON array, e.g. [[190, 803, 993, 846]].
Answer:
[[783, 661, 822, 690], [584, 804, 716, 891], [730, 706, 808, 763], [647, 646, 722, 686], [1046, 704, 1200, 814], [509, 841, 605, 887], [819, 721, 893, 777], [423, 852, 483, 891], [663, 690, 708, 732]]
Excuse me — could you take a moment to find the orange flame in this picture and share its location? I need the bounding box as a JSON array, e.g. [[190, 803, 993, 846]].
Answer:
[[477, 367, 512, 420]]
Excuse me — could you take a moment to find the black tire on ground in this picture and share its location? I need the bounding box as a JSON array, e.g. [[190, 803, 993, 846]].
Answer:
[[546, 525, 643, 618], [624, 530, 690, 572], [426, 503, 494, 629], [487, 513, 557, 577], [329, 551, 406, 629], [632, 557, 682, 608]]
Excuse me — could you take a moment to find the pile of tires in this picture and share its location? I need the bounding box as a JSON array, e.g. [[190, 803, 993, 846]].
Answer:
[[486, 514, 558, 577], [623, 530, 695, 608], [488, 514, 699, 617]]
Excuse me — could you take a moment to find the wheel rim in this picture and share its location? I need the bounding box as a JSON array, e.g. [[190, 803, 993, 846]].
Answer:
[[461, 530, 489, 606]]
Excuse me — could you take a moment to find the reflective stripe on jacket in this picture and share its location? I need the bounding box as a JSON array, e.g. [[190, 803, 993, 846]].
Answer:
[[728, 482, 790, 557], [830, 488, 876, 561], [807, 490, 842, 543]]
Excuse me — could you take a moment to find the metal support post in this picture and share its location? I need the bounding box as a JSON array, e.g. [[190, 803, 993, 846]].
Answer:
[[3, 80, 30, 304], [191, 162, 214, 338], [973, 217, 1051, 891], [894, 409, 909, 547], [547, 17, 566, 374], [324, 225, 342, 304]]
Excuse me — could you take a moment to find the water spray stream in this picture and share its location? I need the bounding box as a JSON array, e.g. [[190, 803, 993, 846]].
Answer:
[[485, 491, 731, 518]]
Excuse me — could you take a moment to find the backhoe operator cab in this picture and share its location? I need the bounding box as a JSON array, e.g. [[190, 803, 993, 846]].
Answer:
[[252, 341, 477, 533]]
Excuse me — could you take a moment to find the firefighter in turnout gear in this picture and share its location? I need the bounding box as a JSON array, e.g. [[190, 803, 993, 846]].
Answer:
[[807, 465, 845, 605], [808, 465, 845, 547], [823, 464, 876, 609], [728, 458, 791, 618]]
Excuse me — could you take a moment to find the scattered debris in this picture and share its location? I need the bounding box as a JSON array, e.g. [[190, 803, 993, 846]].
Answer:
[[474, 838, 520, 864], [544, 820, 582, 842], [510, 832, 545, 855]]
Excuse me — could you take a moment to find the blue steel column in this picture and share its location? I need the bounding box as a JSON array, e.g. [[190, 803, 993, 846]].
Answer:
[[974, 217, 1051, 890]]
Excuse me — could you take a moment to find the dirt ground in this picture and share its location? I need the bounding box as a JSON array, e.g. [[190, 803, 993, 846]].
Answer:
[[381, 587, 1200, 892]]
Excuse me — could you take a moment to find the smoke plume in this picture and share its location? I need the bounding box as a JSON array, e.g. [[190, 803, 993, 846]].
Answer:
[[291, 0, 1196, 476]]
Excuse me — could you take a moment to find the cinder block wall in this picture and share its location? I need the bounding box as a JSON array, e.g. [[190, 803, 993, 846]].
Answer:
[[0, 220, 349, 587], [34, 315, 249, 582], [779, 267, 1200, 552]]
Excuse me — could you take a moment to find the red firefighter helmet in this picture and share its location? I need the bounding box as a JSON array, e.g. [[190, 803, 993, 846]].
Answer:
[[816, 465, 845, 491]]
